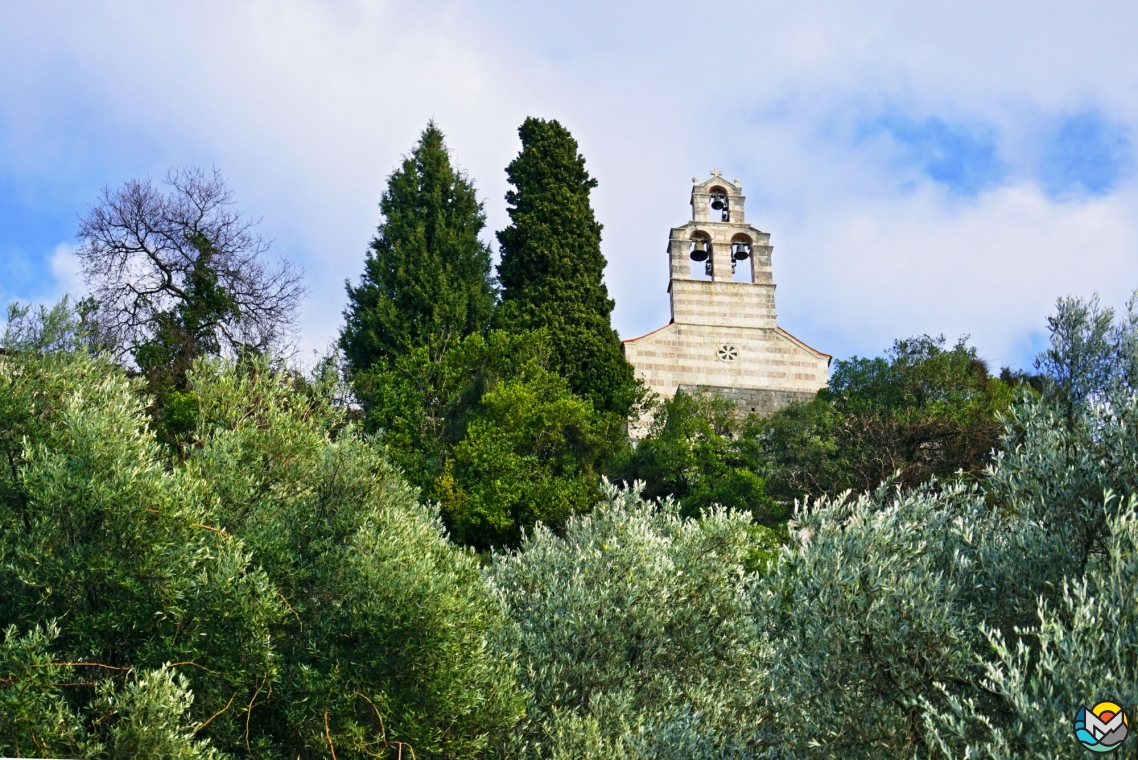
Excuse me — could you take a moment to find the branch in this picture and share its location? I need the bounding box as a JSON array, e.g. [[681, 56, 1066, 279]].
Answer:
[[193, 691, 237, 735], [324, 710, 339, 760]]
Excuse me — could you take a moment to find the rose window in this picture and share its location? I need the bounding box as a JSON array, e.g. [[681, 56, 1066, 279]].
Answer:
[[717, 345, 739, 362]]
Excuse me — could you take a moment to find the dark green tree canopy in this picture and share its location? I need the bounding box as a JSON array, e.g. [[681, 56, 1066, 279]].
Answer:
[[761, 335, 1013, 502], [494, 117, 636, 415], [342, 122, 495, 372], [359, 329, 623, 552], [618, 390, 782, 526], [132, 233, 238, 385]]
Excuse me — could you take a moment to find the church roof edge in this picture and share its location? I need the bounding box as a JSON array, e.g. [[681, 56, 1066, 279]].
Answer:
[[776, 326, 832, 366]]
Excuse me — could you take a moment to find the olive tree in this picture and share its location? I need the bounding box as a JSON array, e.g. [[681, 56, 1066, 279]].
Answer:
[[754, 291, 1138, 758], [0, 301, 522, 759], [926, 502, 1138, 759], [488, 483, 779, 759]]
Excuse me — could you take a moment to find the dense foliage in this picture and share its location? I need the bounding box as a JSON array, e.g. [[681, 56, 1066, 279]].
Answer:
[[489, 485, 780, 760], [486, 294, 1138, 759], [618, 390, 782, 526], [494, 117, 637, 416], [760, 334, 1014, 502], [344, 121, 635, 550], [0, 303, 520, 759], [360, 329, 623, 550], [342, 122, 496, 371], [619, 335, 1009, 521], [7, 129, 1138, 760], [755, 295, 1138, 758], [6, 289, 1138, 759]]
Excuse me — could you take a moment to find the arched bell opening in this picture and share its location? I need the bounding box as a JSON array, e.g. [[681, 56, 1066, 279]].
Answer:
[[730, 234, 753, 282], [689, 233, 713, 279], [708, 186, 730, 222]]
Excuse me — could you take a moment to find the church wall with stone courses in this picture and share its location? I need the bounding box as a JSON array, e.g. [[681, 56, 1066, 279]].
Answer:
[[621, 171, 830, 420]]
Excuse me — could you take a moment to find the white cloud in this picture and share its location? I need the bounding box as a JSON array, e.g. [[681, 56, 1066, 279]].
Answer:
[[778, 182, 1138, 367], [2, 1, 1138, 369], [49, 243, 84, 302]]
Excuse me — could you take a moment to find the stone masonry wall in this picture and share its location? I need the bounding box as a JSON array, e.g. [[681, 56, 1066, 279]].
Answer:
[[677, 384, 817, 417], [622, 323, 828, 402]]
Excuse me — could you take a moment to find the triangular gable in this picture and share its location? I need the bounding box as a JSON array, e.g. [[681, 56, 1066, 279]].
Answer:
[[776, 327, 832, 366]]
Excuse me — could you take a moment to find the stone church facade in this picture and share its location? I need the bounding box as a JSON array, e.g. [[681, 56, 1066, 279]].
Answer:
[[622, 171, 830, 420]]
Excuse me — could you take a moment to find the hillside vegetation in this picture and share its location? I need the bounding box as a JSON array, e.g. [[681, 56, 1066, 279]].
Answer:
[[3, 119, 1135, 758]]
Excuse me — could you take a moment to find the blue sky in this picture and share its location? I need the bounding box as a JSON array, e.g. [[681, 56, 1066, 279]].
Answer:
[[3, 1, 1138, 370]]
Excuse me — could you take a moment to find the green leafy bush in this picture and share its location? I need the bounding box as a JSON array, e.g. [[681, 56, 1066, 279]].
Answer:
[[752, 295, 1138, 758], [619, 390, 781, 525], [927, 500, 1138, 758], [756, 481, 1062, 758], [0, 315, 282, 755], [185, 356, 524, 756], [0, 624, 84, 757]]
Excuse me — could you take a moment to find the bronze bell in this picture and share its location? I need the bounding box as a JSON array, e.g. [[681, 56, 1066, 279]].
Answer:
[[690, 240, 709, 262], [732, 242, 750, 260]]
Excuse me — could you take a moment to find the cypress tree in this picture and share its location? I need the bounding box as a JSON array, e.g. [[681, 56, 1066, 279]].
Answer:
[[341, 122, 495, 372], [494, 117, 636, 415]]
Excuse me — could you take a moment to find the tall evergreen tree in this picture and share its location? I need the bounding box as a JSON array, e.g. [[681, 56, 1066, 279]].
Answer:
[[494, 117, 637, 415], [342, 122, 495, 372]]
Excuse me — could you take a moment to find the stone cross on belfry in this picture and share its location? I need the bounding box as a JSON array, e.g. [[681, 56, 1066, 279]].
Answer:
[[711, 167, 722, 176]]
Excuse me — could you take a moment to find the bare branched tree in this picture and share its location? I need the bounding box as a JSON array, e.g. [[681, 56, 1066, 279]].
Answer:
[[77, 167, 306, 361]]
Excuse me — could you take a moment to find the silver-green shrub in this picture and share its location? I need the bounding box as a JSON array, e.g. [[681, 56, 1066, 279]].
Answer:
[[87, 667, 223, 760], [489, 482, 777, 759], [926, 501, 1138, 758], [753, 292, 1138, 758], [915, 296, 1138, 758], [755, 479, 1073, 758], [0, 623, 84, 756]]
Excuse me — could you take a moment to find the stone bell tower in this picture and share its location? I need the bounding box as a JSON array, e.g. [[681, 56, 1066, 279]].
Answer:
[[622, 170, 830, 421]]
